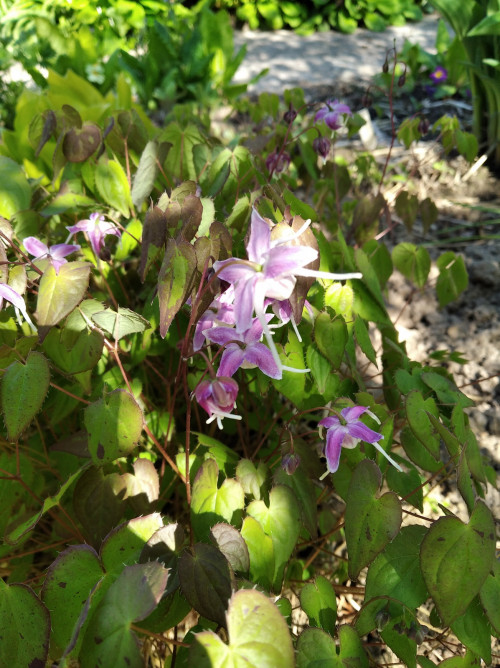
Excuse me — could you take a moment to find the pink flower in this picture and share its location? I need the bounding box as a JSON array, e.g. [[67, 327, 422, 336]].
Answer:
[[23, 237, 80, 273], [67, 212, 121, 259], [315, 99, 352, 131], [0, 283, 34, 328], [319, 406, 402, 477], [194, 376, 242, 430]]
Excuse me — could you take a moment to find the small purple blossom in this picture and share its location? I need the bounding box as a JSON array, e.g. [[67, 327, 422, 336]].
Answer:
[[319, 406, 402, 478], [429, 66, 448, 84], [205, 316, 281, 380], [194, 376, 242, 430], [313, 136, 331, 158], [0, 283, 34, 328], [315, 99, 352, 131], [67, 212, 121, 259], [281, 452, 300, 475], [266, 150, 291, 175], [23, 236, 80, 273]]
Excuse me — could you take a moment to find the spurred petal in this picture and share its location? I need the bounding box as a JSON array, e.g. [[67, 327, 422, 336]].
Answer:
[[23, 237, 49, 258], [246, 209, 271, 263], [214, 259, 256, 286], [319, 416, 340, 429], [244, 342, 281, 379], [50, 243, 81, 260], [264, 245, 318, 279], [347, 422, 383, 444], [325, 427, 347, 473], [217, 345, 245, 377], [233, 275, 259, 333], [341, 406, 369, 422]]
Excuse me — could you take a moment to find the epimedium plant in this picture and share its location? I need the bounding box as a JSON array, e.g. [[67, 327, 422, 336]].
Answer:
[[0, 67, 498, 668]]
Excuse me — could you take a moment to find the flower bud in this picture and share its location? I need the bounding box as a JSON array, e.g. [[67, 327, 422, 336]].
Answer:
[[418, 117, 430, 136], [281, 453, 300, 475], [313, 136, 331, 158], [195, 376, 239, 418], [375, 609, 390, 631], [382, 59, 389, 74], [284, 104, 297, 124], [398, 73, 406, 87], [266, 150, 291, 174]]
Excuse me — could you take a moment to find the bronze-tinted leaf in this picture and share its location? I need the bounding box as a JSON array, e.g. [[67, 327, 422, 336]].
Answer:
[[63, 123, 102, 163]]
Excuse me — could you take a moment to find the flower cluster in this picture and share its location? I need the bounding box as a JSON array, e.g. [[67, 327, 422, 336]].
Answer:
[[192, 207, 362, 428]]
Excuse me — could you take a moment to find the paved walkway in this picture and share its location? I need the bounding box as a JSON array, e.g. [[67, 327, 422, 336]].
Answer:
[[233, 14, 442, 94]]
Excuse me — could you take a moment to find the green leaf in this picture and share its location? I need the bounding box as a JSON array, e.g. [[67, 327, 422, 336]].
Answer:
[[451, 596, 491, 663], [101, 514, 164, 573], [247, 485, 301, 592], [420, 500, 496, 625], [41, 545, 104, 655], [479, 559, 500, 636], [240, 516, 274, 591], [275, 461, 318, 539], [178, 543, 233, 628], [0, 579, 50, 666], [314, 312, 347, 369], [300, 575, 337, 634], [158, 238, 197, 337], [42, 327, 104, 375], [345, 460, 402, 580], [354, 316, 377, 366], [297, 625, 368, 667], [35, 261, 91, 327], [190, 589, 294, 667], [235, 458, 269, 500], [131, 140, 158, 209], [80, 562, 168, 668], [395, 192, 419, 231], [436, 252, 468, 307], [0, 156, 32, 219], [405, 390, 440, 458], [467, 12, 500, 36], [365, 525, 428, 608], [91, 307, 150, 341], [1, 351, 50, 441], [210, 523, 250, 574], [381, 620, 417, 668], [386, 465, 424, 512], [84, 389, 143, 465], [161, 122, 205, 181], [190, 459, 245, 542], [95, 159, 132, 217], [392, 243, 431, 288]]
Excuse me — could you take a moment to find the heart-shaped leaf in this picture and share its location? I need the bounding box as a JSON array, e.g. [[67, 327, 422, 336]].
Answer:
[[0, 579, 50, 666], [240, 515, 274, 591], [314, 312, 348, 369], [91, 307, 150, 341], [247, 485, 301, 591], [299, 575, 337, 634], [178, 543, 233, 627], [190, 458, 245, 541], [63, 123, 102, 162], [1, 351, 50, 440], [84, 389, 143, 464], [405, 390, 440, 458], [210, 523, 250, 574], [190, 589, 294, 667], [345, 460, 402, 580], [80, 562, 168, 668], [297, 625, 368, 668], [35, 261, 91, 327], [41, 545, 105, 655], [420, 500, 495, 625], [480, 559, 500, 635], [101, 513, 164, 574]]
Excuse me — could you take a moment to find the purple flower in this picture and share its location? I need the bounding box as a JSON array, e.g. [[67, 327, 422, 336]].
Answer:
[[281, 452, 300, 475], [194, 376, 241, 430], [23, 236, 80, 273], [213, 208, 361, 375], [205, 316, 281, 380], [319, 406, 402, 477], [0, 283, 34, 328], [313, 136, 331, 158], [67, 212, 121, 259], [315, 99, 352, 131], [193, 289, 235, 352], [265, 150, 291, 175], [429, 66, 448, 84]]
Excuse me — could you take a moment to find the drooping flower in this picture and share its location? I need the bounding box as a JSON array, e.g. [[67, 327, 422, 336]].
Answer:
[[429, 66, 448, 83], [319, 406, 402, 477], [313, 136, 331, 158], [315, 99, 352, 131], [67, 212, 121, 259], [194, 376, 242, 430], [213, 208, 361, 374], [0, 283, 34, 328], [205, 315, 281, 380], [281, 452, 300, 475], [266, 150, 291, 174], [23, 236, 80, 273]]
